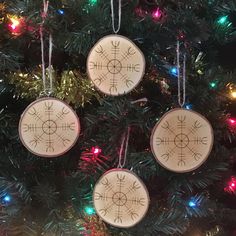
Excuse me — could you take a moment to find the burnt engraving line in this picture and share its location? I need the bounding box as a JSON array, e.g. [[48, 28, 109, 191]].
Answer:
[[29, 132, 45, 148], [94, 71, 110, 86], [186, 145, 202, 161], [55, 107, 70, 122], [100, 177, 116, 194], [111, 40, 120, 55], [28, 107, 45, 123], [124, 204, 139, 221], [187, 120, 203, 136], [161, 146, 177, 162], [118, 72, 133, 88], [54, 132, 70, 147], [177, 115, 186, 129], [95, 45, 111, 62], [161, 121, 178, 136], [125, 181, 141, 195], [120, 47, 136, 62]]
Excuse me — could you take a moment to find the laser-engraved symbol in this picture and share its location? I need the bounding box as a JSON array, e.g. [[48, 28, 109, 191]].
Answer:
[[94, 73, 109, 86], [151, 109, 213, 172], [46, 140, 54, 152], [89, 61, 103, 70], [19, 98, 80, 157], [111, 40, 120, 55], [120, 74, 133, 88], [56, 107, 69, 120], [174, 133, 189, 148], [42, 120, 57, 135], [156, 137, 170, 145], [23, 124, 37, 132], [61, 122, 76, 131], [95, 45, 110, 61], [125, 206, 139, 220], [29, 134, 44, 148], [87, 35, 145, 96], [28, 107, 43, 122], [126, 64, 140, 72], [44, 101, 53, 114], [93, 169, 149, 228], [193, 137, 208, 145], [131, 197, 146, 206], [121, 47, 136, 61], [107, 59, 122, 74], [56, 133, 70, 147]]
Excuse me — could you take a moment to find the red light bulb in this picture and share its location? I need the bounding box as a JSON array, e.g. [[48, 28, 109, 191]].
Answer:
[[7, 15, 25, 36], [225, 177, 236, 193], [91, 146, 101, 155], [152, 8, 163, 21], [228, 118, 236, 125]]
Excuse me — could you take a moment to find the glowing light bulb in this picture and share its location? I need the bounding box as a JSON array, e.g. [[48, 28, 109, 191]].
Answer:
[[217, 15, 228, 25], [225, 177, 236, 193], [57, 9, 65, 15], [89, 0, 97, 6], [231, 91, 236, 99], [7, 15, 24, 35], [152, 8, 162, 20], [209, 82, 217, 89], [188, 200, 196, 207], [229, 118, 236, 125], [84, 206, 95, 215], [170, 67, 178, 76], [9, 18, 20, 29], [185, 104, 193, 110], [3, 195, 11, 202], [91, 146, 101, 155]]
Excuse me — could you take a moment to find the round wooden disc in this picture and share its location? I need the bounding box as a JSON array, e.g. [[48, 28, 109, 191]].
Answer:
[[87, 34, 145, 96], [150, 109, 214, 173], [19, 97, 80, 157], [93, 169, 150, 228]]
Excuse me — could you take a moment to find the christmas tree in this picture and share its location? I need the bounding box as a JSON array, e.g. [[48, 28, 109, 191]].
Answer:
[[0, 0, 236, 235]]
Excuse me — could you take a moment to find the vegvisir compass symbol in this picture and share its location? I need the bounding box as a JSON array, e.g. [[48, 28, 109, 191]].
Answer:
[[93, 169, 149, 228], [19, 98, 80, 157], [87, 35, 145, 96], [151, 109, 214, 173]]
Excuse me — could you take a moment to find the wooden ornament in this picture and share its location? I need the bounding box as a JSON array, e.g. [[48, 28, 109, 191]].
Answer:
[[19, 97, 80, 157], [87, 34, 145, 96], [150, 109, 214, 173]]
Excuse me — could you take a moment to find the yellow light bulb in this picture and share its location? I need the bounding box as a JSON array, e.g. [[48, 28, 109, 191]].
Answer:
[[231, 91, 236, 99], [10, 18, 20, 27]]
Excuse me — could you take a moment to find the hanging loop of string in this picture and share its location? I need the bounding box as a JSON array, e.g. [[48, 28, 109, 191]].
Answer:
[[117, 127, 131, 169], [111, 0, 121, 34], [40, 0, 53, 96], [177, 41, 186, 108]]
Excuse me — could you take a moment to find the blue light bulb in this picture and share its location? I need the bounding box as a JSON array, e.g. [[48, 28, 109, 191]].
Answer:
[[170, 67, 178, 76], [3, 195, 11, 202], [57, 9, 65, 15], [188, 200, 196, 207], [185, 104, 192, 110]]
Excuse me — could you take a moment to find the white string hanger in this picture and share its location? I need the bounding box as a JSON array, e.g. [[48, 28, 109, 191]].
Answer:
[[40, 0, 53, 96], [177, 41, 186, 108], [117, 127, 131, 169], [111, 0, 122, 34]]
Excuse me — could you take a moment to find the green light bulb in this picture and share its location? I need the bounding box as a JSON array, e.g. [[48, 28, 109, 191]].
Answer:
[[84, 206, 95, 215], [210, 82, 217, 88], [217, 15, 228, 25], [89, 0, 97, 6]]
